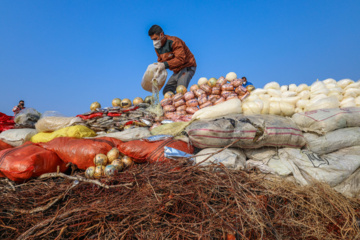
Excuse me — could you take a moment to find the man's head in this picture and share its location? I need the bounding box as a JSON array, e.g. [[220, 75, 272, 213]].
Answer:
[[19, 100, 24, 106], [148, 25, 165, 48], [242, 77, 247, 84]]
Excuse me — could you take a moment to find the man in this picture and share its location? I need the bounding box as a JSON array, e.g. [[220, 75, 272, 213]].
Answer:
[[12, 100, 25, 115], [148, 25, 197, 95], [242, 77, 255, 91]]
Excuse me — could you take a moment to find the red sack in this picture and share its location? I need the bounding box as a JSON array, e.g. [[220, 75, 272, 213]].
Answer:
[[0, 140, 13, 151], [0, 112, 15, 133], [38, 137, 123, 170], [0, 142, 68, 182], [117, 138, 194, 163]]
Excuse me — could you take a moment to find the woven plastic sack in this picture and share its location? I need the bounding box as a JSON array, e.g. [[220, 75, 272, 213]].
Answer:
[[117, 138, 194, 163], [94, 127, 151, 142], [35, 111, 83, 132], [141, 63, 167, 92], [187, 114, 305, 149], [0, 112, 15, 133], [277, 147, 360, 187], [0, 140, 13, 151], [194, 148, 246, 170], [39, 137, 123, 170], [30, 125, 96, 143], [0, 142, 68, 182], [304, 127, 360, 155], [0, 128, 38, 147], [292, 107, 360, 135], [191, 98, 242, 120]]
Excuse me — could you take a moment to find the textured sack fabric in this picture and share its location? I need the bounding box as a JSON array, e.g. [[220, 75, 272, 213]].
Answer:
[[187, 114, 305, 149], [35, 116, 83, 133], [39, 137, 123, 170], [0, 142, 67, 182], [304, 127, 360, 155], [292, 107, 360, 135], [194, 148, 246, 170], [276, 147, 360, 187], [31, 125, 96, 143], [117, 138, 194, 163], [0, 140, 13, 151], [0, 128, 38, 147]]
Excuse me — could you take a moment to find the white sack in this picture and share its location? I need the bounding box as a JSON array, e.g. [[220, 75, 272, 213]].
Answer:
[[304, 127, 360, 155], [277, 147, 360, 187], [194, 148, 246, 170], [292, 107, 360, 135], [35, 116, 83, 132], [333, 168, 360, 199], [94, 127, 151, 142], [0, 128, 38, 147], [187, 114, 306, 149], [191, 98, 242, 120]]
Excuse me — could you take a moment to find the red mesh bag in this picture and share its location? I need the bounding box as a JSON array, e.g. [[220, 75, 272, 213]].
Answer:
[[0, 140, 13, 151], [117, 138, 194, 163], [0, 142, 68, 182], [38, 137, 123, 170], [0, 112, 15, 133]]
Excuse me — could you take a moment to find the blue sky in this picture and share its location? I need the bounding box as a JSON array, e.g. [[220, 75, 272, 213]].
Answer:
[[1, 0, 359, 116]]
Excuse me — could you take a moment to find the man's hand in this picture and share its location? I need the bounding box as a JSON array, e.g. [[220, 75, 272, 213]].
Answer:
[[156, 62, 165, 71], [154, 62, 165, 78]]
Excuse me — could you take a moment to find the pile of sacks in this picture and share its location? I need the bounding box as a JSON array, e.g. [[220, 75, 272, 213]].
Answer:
[[76, 104, 156, 134], [160, 74, 251, 121], [185, 106, 360, 199], [243, 78, 360, 116]]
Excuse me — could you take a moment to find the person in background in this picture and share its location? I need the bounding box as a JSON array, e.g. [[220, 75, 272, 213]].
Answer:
[[12, 100, 25, 115], [148, 25, 197, 95], [242, 77, 255, 92]]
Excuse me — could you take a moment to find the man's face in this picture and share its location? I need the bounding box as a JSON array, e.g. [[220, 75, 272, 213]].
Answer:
[[150, 32, 164, 41], [19, 102, 24, 106]]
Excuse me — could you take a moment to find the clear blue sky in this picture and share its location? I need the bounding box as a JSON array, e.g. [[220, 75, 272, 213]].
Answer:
[[1, 0, 359, 116]]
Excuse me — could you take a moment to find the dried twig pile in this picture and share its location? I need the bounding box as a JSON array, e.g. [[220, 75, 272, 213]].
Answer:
[[1, 160, 360, 239]]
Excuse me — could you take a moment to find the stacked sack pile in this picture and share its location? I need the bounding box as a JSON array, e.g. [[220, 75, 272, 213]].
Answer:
[[160, 72, 251, 121], [76, 97, 157, 134], [242, 78, 360, 116]]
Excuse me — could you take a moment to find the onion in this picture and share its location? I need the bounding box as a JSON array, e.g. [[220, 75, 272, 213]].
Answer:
[[198, 77, 208, 86], [90, 102, 101, 111], [207, 78, 217, 87], [85, 166, 96, 179], [176, 85, 187, 94], [107, 148, 120, 162], [112, 98, 121, 107], [225, 72, 237, 81], [94, 154, 108, 166], [190, 84, 199, 93], [121, 99, 132, 108], [164, 91, 174, 99], [122, 156, 133, 168], [133, 97, 144, 105]]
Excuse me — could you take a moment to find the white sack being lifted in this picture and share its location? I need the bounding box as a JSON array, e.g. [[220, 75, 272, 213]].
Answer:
[[292, 107, 360, 135], [276, 147, 360, 187], [194, 148, 246, 170], [187, 114, 306, 149], [141, 63, 168, 92], [304, 127, 360, 155]]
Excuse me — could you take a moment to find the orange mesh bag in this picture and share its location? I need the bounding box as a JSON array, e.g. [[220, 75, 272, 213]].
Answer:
[[0, 142, 67, 182], [117, 138, 194, 163], [39, 137, 123, 170], [0, 140, 13, 151]]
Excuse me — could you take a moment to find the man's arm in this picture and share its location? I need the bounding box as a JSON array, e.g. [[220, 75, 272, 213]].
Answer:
[[164, 40, 187, 70]]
